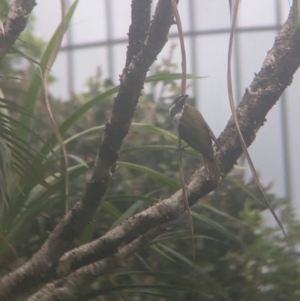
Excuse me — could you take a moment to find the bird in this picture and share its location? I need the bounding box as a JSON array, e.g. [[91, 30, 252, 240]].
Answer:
[[169, 94, 219, 177]]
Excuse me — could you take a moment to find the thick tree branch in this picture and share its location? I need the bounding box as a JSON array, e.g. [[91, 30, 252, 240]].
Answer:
[[54, 5, 300, 278], [27, 226, 165, 301], [0, 0, 175, 299], [125, 0, 152, 69], [217, 15, 300, 176], [0, 0, 36, 59]]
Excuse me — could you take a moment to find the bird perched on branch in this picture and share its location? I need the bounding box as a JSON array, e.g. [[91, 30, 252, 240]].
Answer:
[[169, 94, 219, 178]]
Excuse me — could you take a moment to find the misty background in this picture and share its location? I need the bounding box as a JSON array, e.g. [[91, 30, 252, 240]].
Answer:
[[32, 0, 300, 215]]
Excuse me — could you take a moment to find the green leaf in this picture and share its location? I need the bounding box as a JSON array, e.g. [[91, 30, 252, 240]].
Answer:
[[67, 154, 89, 168], [105, 195, 159, 230], [39, 88, 118, 159], [150, 245, 178, 264], [110, 200, 146, 229], [0, 138, 13, 209], [134, 253, 152, 271], [228, 176, 264, 207], [150, 231, 217, 245], [105, 195, 158, 203], [131, 123, 178, 141], [49, 124, 178, 158], [198, 200, 249, 226], [121, 145, 177, 154], [145, 73, 205, 83], [121, 144, 201, 158], [157, 243, 199, 270], [49, 125, 105, 156], [16, 0, 79, 143], [118, 161, 180, 190], [102, 202, 122, 219], [40, 72, 199, 159], [191, 211, 244, 245], [114, 271, 227, 298], [4, 162, 89, 247], [83, 284, 199, 300], [116, 271, 199, 288]]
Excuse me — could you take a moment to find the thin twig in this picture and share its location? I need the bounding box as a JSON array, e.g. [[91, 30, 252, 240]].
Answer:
[[227, 0, 286, 237], [171, 0, 196, 271], [42, 0, 69, 213], [171, 0, 186, 94], [177, 137, 195, 265]]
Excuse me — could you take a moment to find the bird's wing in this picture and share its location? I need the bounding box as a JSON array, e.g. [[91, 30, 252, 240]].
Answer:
[[205, 121, 222, 151], [178, 105, 215, 162]]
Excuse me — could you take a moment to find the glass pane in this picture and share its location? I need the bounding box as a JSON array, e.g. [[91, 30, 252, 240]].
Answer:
[[72, 0, 106, 43], [111, 0, 131, 39], [194, 0, 231, 30], [49, 52, 68, 100], [72, 48, 108, 95]]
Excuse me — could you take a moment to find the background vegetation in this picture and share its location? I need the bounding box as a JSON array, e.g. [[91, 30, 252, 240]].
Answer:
[[0, 1, 300, 300]]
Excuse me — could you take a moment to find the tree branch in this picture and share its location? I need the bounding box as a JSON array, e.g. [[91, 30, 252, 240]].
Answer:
[[54, 3, 300, 279], [125, 0, 152, 69], [0, 0, 36, 59], [27, 226, 165, 301], [0, 0, 175, 299]]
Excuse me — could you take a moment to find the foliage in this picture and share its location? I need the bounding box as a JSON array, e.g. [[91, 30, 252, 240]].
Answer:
[[0, 2, 300, 300]]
